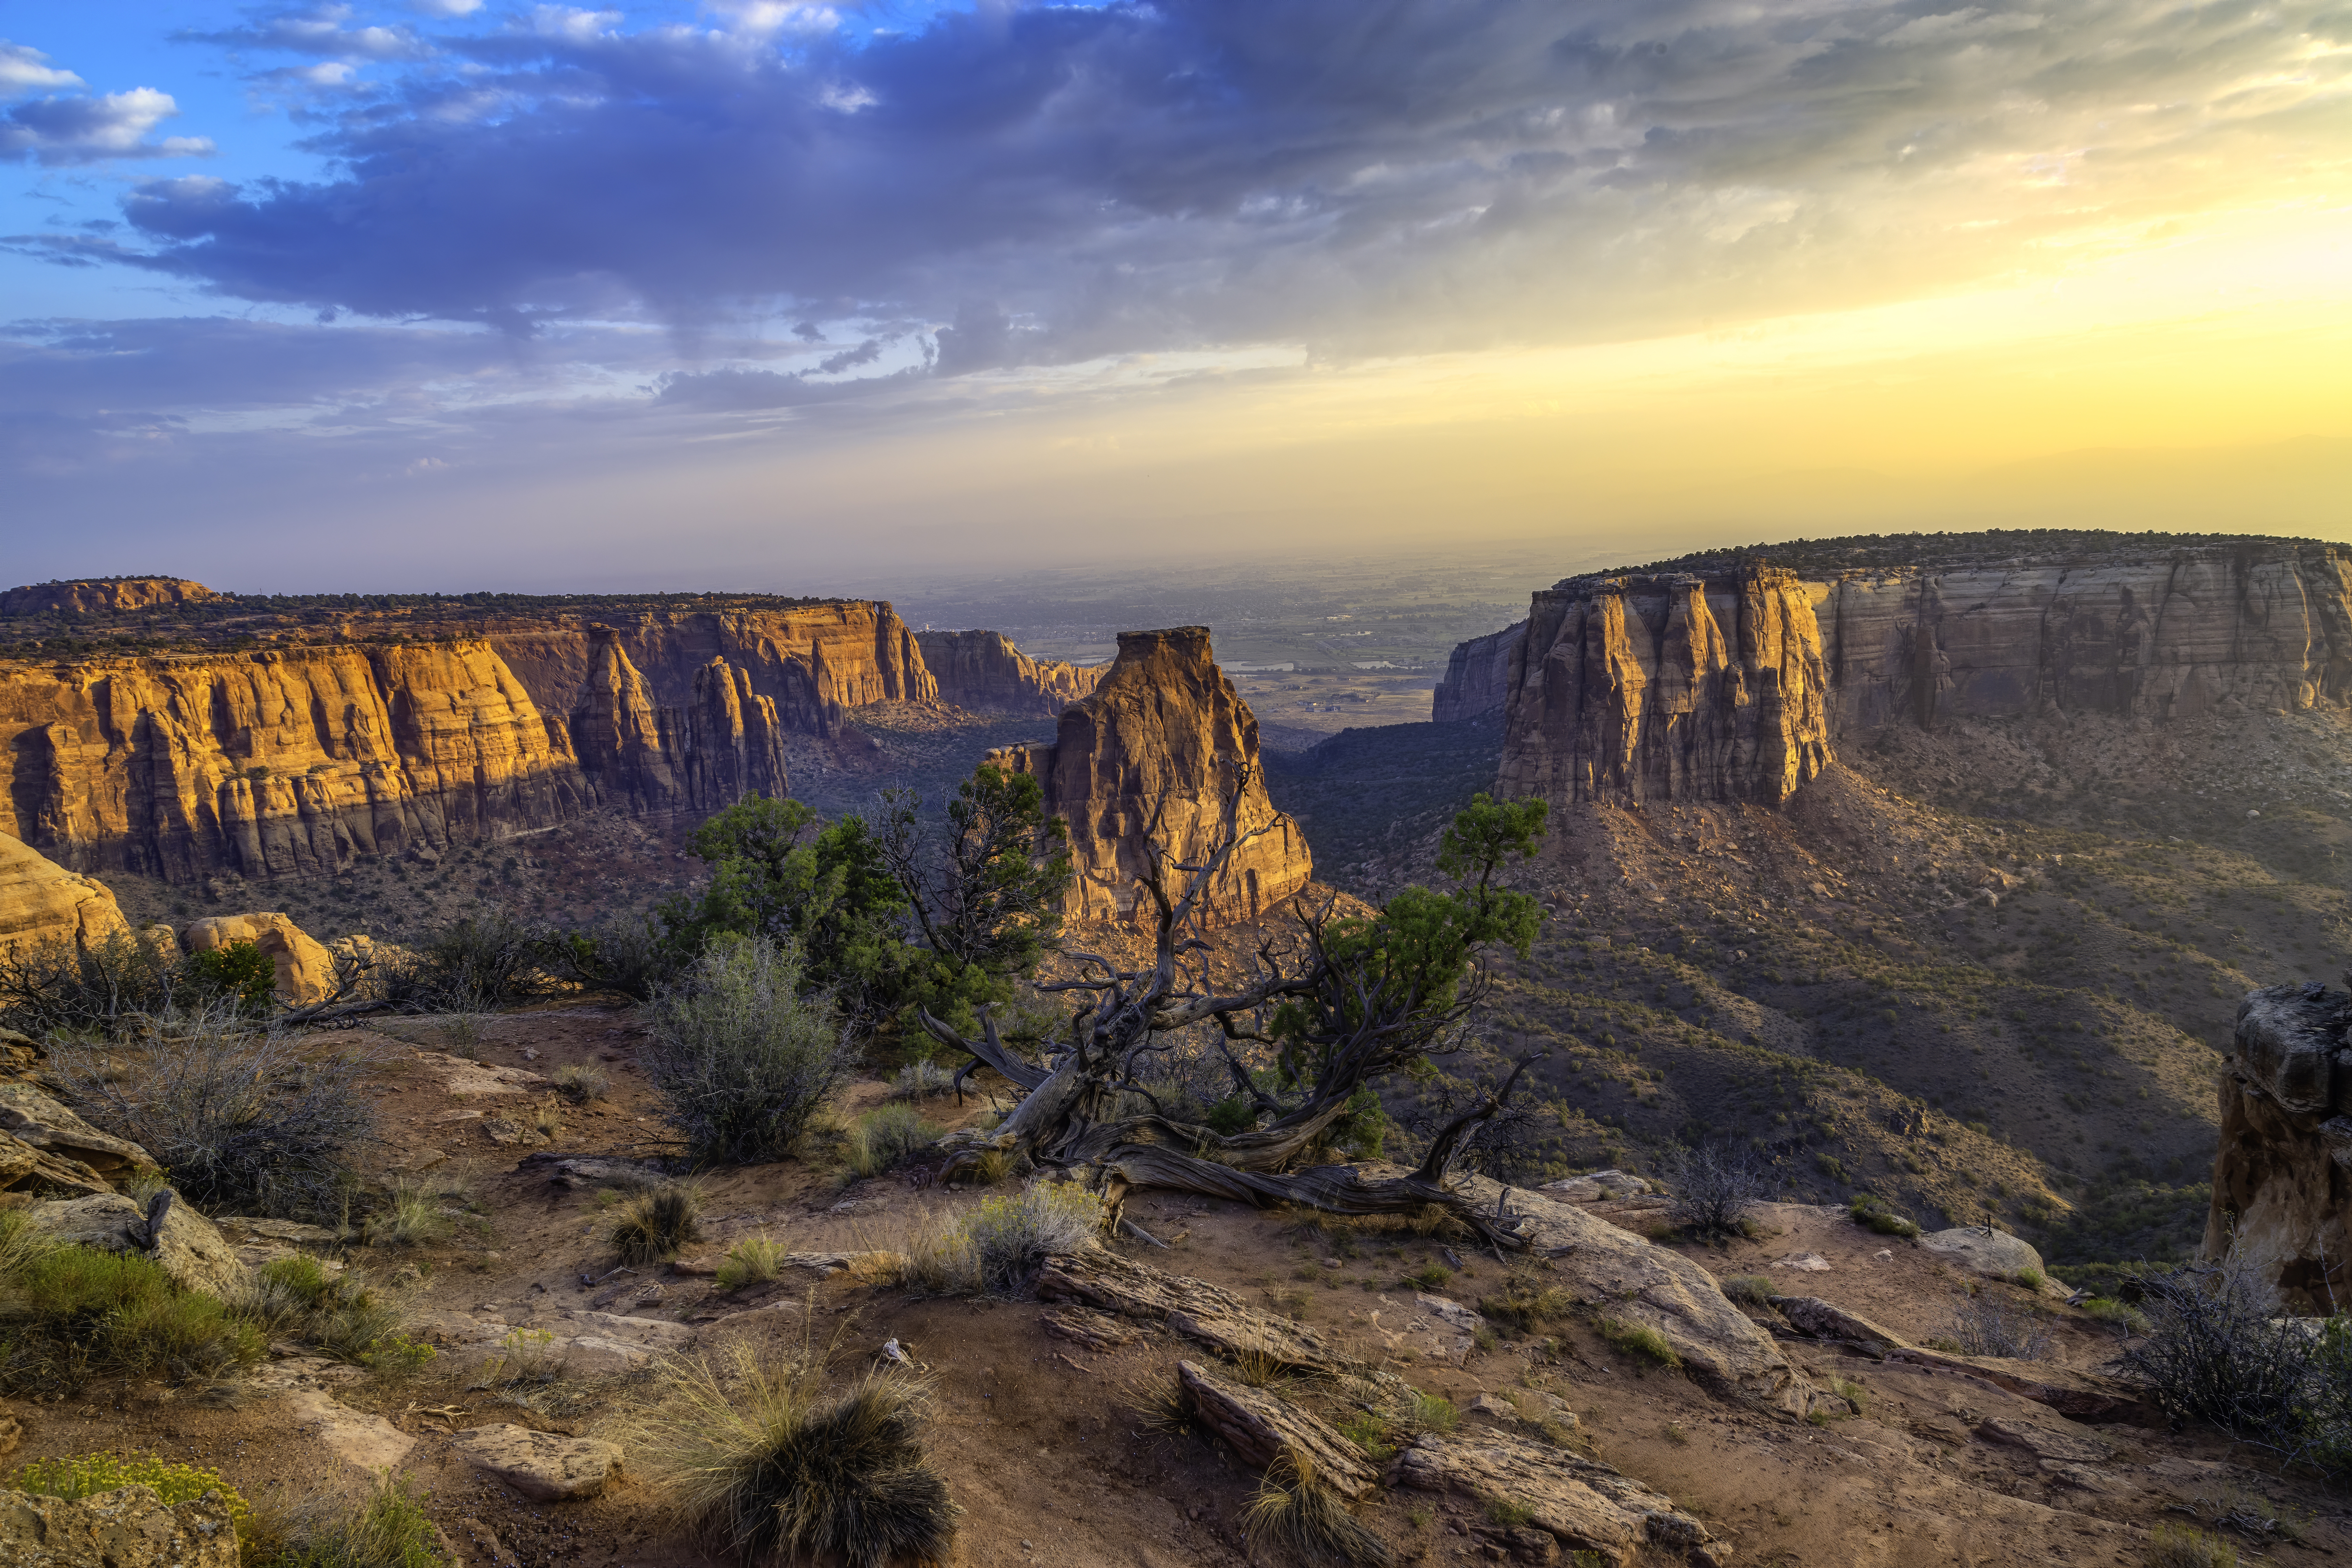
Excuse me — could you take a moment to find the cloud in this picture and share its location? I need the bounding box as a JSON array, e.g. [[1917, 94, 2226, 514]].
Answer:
[[0, 40, 83, 96], [0, 87, 213, 166], [176, 5, 433, 62]]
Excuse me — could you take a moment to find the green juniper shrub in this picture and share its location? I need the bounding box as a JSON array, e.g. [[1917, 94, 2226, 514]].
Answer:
[[1850, 1193, 1923, 1239], [183, 940, 278, 1016]]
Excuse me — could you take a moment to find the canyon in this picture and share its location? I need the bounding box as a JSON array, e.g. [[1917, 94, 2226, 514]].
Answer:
[[989, 626, 1313, 927], [915, 629, 1104, 716]]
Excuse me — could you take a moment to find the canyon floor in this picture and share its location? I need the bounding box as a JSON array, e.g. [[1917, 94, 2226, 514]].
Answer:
[[10, 999, 2347, 1568]]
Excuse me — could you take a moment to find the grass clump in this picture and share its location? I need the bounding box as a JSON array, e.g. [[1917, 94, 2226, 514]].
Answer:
[[0, 1242, 263, 1391], [888, 1061, 956, 1102], [269, 1469, 448, 1568], [715, 1234, 787, 1290], [904, 1182, 1104, 1293], [629, 1340, 958, 1568], [844, 1105, 941, 1180], [2145, 1522, 2240, 1568], [612, 1184, 702, 1265], [644, 936, 860, 1164], [1849, 1194, 1922, 1239], [1721, 1274, 1778, 1306], [2082, 1296, 2150, 1335], [363, 1180, 453, 1249], [54, 1009, 373, 1220], [551, 1063, 610, 1103], [1241, 1450, 1394, 1568], [1400, 1263, 1453, 1292], [1476, 1266, 1572, 1334], [1598, 1316, 1682, 1369]]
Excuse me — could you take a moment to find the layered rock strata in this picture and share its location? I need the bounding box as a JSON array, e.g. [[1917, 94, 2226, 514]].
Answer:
[[988, 627, 1312, 927], [1431, 621, 1522, 723], [1472, 539, 2352, 810], [0, 602, 929, 880], [916, 629, 1105, 716], [2205, 982, 2352, 1309], [1495, 569, 1832, 807]]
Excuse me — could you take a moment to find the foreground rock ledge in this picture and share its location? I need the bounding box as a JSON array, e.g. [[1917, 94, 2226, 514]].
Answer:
[[1389, 1426, 1727, 1567], [0, 1483, 239, 1568]]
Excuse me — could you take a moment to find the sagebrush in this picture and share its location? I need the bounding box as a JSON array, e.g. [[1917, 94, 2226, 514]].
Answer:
[[644, 937, 859, 1163]]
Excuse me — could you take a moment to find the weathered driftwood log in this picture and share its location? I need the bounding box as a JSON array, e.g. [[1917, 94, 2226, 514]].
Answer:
[[1036, 1249, 1391, 1384], [1388, 1427, 1727, 1567], [1040, 1306, 1142, 1352], [1175, 1359, 1380, 1499]]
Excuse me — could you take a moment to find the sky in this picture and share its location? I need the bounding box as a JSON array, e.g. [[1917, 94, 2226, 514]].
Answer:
[[2, 0, 2349, 594]]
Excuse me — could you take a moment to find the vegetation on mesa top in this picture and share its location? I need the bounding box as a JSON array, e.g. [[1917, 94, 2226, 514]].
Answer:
[[1594, 527, 2338, 581]]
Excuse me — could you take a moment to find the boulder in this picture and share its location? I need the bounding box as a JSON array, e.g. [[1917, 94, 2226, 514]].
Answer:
[[451, 1424, 624, 1501], [1389, 1427, 1725, 1566], [1771, 1296, 1910, 1353], [178, 913, 335, 1005], [0, 1483, 239, 1568], [28, 1192, 246, 1298], [1918, 1227, 2053, 1286], [283, 1386, 415, 1471], [0, 832, 127, 956], [0, 1082, 154, 1174]]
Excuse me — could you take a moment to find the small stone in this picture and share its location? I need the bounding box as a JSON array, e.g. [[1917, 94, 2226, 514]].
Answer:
[[520, 1048, 540, 1061]]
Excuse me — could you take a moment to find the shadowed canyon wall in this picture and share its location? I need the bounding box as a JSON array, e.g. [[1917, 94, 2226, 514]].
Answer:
[[989, 627, 1313, 929], [916, 630, 1106, 716], [1473, 541, 2352, 809], [0, 603, 931, 880], [1431, 622, 1523, 724]]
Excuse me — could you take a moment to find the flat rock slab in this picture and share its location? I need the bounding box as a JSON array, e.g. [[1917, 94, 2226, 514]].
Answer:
[[1389, 1427, 1725, 1567], [0, 1482, 238, 1568], [453, 1424, 624, 1501], [410, 1050, 547, 1098], [1774, 1295, 1911, 1352], [284, 1386, 415, 1472], [1176, 1359, 1380, 1499], [1975, 1416, 2115, 1465]]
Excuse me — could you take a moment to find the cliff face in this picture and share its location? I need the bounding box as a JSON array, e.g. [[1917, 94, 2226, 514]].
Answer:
[[2, 578, 219, 617], [1814, 543, 2352, 733], [0, 832, 126, 954], [1431, 622, 1523, 723], [989, 627, 1313, 928], [916, 630, 1105, 716], [0, 602, 925, 880], [2206, 984, 2352, 1310], [1475, 540, 2352, 810], [1495, 571, 1832, 807]]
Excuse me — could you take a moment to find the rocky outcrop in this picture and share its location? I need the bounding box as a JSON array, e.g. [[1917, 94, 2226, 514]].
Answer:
[[1472, 537, 2352, 812], [0, 1483, 239, 1568], [917, 630, 1105, 716], [1, 578, 220, 618], [29, 1192, 246, 1297], [987, 627, 1312, 927], [1494, 569, 1832, 807], [2205, 982, 2352, 1309], [179, 912, 335, 1004], [1431, 621, 1522, 723], [0, 832, 126, 954], [0, 600, 930, 881]]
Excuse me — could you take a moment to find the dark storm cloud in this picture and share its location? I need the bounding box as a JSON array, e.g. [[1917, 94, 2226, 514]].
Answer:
[[101, 0, 2345, 361]]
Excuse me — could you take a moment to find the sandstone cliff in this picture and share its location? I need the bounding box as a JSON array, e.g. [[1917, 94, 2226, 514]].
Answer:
[[2205, 982, 2352, 1310], [1, 577, 220, 617], [0, 600, 930, 880], [989, 627, 1313, 928], [1495, 570, 1832, 807], [0, 831, 127, 954], [1431, 622, 1523, 723], [1472, 537, 2352, 810], [916, 630, 1105, 716]]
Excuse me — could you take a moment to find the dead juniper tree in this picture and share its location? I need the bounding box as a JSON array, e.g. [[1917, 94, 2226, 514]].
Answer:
[[916, 766, 1550, 1243]]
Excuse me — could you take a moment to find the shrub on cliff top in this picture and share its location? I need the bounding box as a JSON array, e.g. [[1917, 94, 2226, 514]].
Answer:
[[644, 936, 859, 1164]]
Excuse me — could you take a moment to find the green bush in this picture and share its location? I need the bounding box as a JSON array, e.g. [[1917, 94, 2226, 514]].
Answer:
[[644, 937, 860, 1164], [238, 1255, 406, 1367], [183, 940, 277, 1016], [1850, 1194, 1922, 1239], [1204, 1094, 1258, 1136], [844, 1105, 940, 1179], [1721, 1274, 1779, 1306]]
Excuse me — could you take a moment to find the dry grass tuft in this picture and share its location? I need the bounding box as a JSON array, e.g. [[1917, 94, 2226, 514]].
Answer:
[[612, 1183, 702, 1266], [627, 1336, 958, 1568], [1240, 1450, 1393, 1568]]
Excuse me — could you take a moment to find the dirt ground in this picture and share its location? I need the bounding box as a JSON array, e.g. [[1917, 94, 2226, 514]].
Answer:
[[7, 1001, 2349, 1568]]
